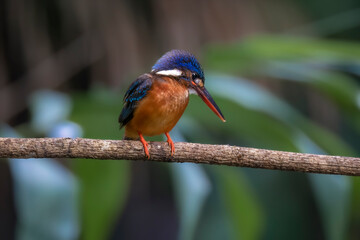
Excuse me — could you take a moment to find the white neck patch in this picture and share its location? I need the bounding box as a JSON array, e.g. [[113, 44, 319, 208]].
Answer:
[[188, 88, 198, 95], [155, 69, 183, 77]]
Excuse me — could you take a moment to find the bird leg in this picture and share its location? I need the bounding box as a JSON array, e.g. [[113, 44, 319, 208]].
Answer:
[[138, 132, 150, 159], [165, 132, 175, 156]]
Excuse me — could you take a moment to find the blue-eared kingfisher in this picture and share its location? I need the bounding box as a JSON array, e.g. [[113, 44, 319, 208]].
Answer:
[[119, 49, 226, 158]]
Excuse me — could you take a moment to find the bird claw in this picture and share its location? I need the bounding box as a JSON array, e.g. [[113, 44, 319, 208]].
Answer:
[[138, 132, 150, 159], [165, 133, 175, 156], [138, 132, 174, 158]]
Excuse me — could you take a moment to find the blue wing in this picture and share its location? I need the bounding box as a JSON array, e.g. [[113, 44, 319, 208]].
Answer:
[[119, 74, 153, 128]]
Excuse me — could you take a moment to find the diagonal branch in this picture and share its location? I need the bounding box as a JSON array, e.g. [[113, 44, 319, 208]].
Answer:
[[0, 137, 359, 176]]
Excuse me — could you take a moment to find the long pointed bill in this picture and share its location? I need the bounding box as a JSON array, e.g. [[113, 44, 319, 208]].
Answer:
[[192, 83, 226, 122]]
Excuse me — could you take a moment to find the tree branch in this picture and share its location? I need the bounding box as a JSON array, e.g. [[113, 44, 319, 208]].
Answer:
[[0, 137, 359, 176]]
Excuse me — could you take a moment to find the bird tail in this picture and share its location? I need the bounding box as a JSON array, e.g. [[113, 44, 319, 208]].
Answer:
[[123, 136, 138, 140], [122, 127, 140, 140]]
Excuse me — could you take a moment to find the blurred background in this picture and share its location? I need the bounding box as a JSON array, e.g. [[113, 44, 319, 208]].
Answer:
[[1, 0, 360, 239]]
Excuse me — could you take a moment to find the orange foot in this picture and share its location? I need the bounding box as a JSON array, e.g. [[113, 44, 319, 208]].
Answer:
[[138, 132, 150, 159], [165, 132, 175, 156]]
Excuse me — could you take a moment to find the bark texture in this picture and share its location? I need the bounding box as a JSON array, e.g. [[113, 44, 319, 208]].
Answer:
[[0, 137, 359, 176]]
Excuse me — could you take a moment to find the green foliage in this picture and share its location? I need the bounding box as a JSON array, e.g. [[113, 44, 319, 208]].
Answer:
[[70, 89, 130, 240], [201, 35, 360, 239], [213, 167, 264, 240], [69, 36, 360, 239]]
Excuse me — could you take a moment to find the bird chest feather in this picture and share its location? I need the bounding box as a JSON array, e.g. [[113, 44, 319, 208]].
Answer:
[[126, 78, 189, 136]]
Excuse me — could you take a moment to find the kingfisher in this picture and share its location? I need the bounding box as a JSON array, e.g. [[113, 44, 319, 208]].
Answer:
[[119, 49, 225, 158]]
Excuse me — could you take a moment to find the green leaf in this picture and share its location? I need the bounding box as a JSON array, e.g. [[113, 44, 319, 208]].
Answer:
[[310, 174, 351, 240], [70, 90, 130, 240], [169, 127, 212, 240], [205, 35, 360, 74], [213, 167, 264, 240]]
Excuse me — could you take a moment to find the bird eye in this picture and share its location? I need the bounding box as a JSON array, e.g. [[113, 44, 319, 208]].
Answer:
[[192, 73, 199, 80]]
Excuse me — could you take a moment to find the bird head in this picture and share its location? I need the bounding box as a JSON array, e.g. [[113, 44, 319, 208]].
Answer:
[[151, 49, 226, 122]]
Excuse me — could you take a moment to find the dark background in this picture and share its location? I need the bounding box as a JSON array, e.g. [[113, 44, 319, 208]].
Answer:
[[1, 0, 360, 239]]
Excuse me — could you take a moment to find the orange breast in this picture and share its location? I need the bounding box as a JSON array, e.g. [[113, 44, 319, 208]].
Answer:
[[125, 77, 189, 137]]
